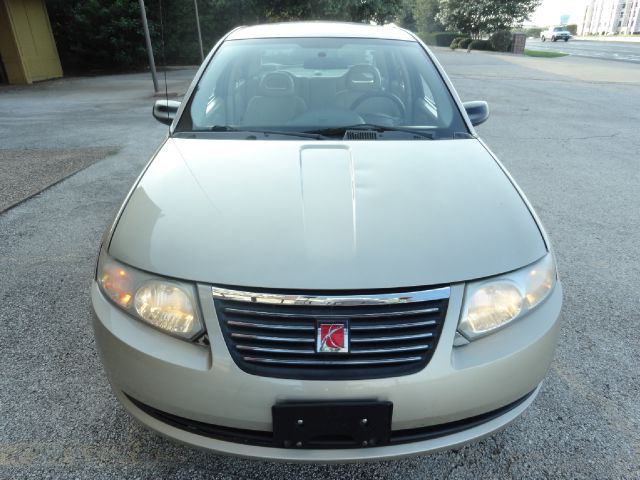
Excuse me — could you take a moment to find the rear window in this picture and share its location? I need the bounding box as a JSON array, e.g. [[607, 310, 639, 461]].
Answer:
[[177, 37, 468, 140]]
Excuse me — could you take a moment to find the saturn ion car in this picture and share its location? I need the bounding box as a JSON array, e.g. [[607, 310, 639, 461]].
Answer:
[[91, 22, 562, 462]]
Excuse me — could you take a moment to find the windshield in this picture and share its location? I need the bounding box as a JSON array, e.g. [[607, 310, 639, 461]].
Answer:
[[553, 27, 566, 32], [176, 37, 469, 140]]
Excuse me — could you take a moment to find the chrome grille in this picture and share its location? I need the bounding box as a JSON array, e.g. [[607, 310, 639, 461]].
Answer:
[[213, 286, 449, 380]]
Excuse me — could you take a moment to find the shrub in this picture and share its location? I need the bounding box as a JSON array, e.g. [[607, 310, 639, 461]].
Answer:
[[523, 27, 543, 38], [468, 40, 494, 51], [490, 30, 513, 52], [450, 36, 467, 49], [416, 31, 429, 43], [458, 38, 473, 49], [419, 32, 463, 47], [434, 32, 464, 47]]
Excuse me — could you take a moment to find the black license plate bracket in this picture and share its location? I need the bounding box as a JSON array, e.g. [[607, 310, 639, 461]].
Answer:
[[272, 401, 393, 449]]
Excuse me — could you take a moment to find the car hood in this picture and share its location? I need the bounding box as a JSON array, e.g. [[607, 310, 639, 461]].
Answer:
[[109, 138, 546, 289]]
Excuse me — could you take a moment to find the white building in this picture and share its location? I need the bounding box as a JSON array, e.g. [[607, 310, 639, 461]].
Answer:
[[578, 0, 640, 35]]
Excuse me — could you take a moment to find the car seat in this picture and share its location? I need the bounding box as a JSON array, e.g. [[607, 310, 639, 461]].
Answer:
[[242, 71, 307, 126]]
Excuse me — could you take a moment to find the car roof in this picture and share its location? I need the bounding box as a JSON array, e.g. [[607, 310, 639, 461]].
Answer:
[[226, 22, 416, 41]]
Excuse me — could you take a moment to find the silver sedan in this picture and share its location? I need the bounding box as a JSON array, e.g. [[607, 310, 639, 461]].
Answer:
[[91, 21, 562, 462]]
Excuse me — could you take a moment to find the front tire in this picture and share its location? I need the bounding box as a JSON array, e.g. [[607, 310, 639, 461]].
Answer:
[[552, 36, 557, 42], [541, 36, 546, 42], [564, 38, 569, 42]]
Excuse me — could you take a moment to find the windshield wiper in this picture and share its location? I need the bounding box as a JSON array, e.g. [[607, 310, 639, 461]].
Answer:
[[206, 126, 324, 140], [304, 124, 434, 140]]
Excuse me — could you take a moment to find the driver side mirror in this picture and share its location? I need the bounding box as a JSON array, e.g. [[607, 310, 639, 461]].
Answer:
[[463, 101, 490, 127], [153, 99, 181, 126]]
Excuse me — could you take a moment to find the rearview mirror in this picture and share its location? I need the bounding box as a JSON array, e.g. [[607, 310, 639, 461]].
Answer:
[[463, 101, 490, 127], [153, 99, 181, 126]]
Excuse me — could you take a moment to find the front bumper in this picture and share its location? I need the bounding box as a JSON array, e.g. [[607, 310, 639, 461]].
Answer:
[[91, 281, 562, 462]]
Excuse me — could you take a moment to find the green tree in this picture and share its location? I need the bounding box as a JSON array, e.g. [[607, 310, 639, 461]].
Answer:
[[398, 0, 418, 31], [414, 0, 443, 33], [437, 0, 541, 38], [47, 0, 152, 70], [229, 0, 402, 23], [46, 0, 405, 72], [345, 0, 403, 24]]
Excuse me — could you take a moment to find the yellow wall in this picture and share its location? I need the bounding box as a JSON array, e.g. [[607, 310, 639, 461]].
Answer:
[[0, 0, 26, 83], [0, 0, 63, 84]]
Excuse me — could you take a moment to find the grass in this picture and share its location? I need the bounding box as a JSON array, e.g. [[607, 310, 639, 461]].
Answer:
[[524, 49, 569, 58]]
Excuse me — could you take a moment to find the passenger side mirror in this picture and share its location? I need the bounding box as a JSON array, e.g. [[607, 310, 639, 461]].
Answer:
[[463, 101, 490, 127], [153, 99, 181, 126]]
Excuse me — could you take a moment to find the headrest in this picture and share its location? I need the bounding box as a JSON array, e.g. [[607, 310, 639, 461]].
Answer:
[[259, 71, 295, 97], [346, 64, 381, 92]]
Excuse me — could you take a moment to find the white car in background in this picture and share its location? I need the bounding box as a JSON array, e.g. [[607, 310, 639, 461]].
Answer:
[[541, 26, 571, 42], [91, 21, 562, 462]]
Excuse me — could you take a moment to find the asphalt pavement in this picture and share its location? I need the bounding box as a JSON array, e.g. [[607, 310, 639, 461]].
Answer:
[[527, 37, 640, 63], [0, 147, 116, 212], [0, 51, 639, 479]]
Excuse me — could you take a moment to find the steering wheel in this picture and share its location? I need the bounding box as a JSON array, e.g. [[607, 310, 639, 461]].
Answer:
[[350, 92, 406, 118]]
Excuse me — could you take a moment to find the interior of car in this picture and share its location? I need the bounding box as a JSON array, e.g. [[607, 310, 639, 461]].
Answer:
[[190, 38, 457, 133]]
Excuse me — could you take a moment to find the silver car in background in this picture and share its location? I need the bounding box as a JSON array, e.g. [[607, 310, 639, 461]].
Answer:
[[91, 22, 562, 462]]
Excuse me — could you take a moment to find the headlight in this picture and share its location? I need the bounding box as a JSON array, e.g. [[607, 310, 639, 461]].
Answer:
[[459, 253, 557, 341], [96, 250, 204, 340]]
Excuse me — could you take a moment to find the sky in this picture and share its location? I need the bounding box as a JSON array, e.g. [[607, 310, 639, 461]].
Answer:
[[528, 0, 586, 26]]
